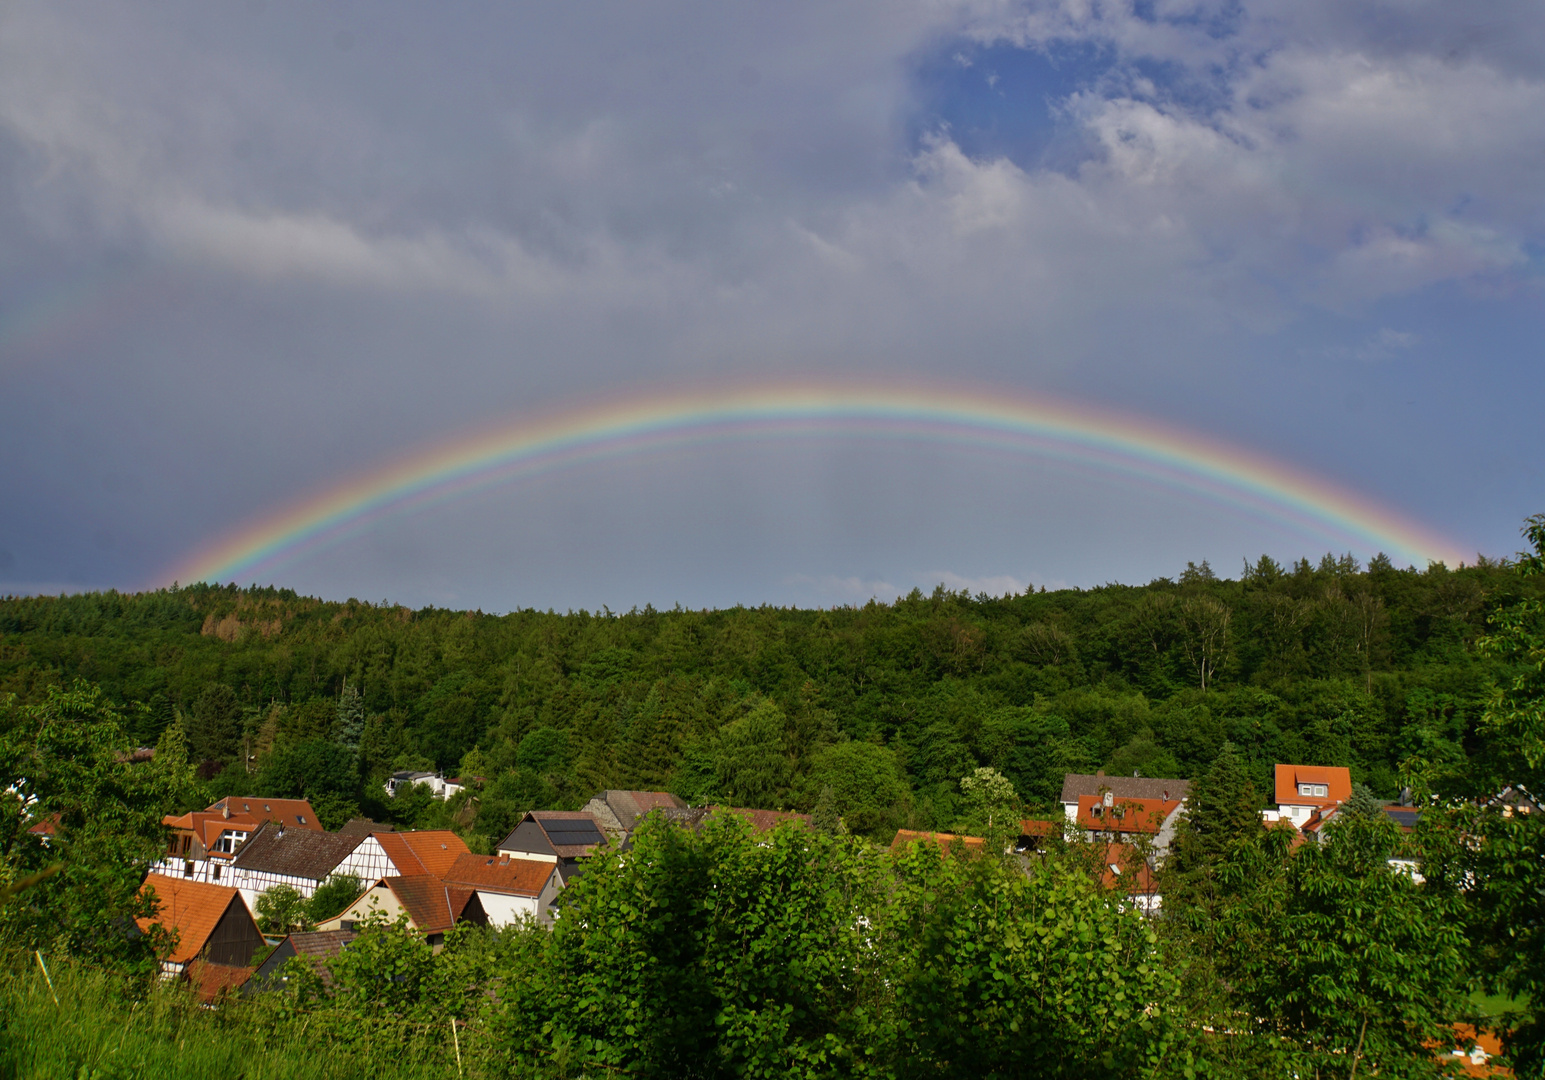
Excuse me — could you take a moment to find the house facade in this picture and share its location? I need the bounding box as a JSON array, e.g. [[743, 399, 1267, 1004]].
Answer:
[[223, 823, 471, 910], [384, 771, 465, 800], [1059, 772, 1190, 823], [315, 876, 487, 950], [137, 873, 266, 978], [440, 852, 562, 926], [1264, 764, 1353, 828]]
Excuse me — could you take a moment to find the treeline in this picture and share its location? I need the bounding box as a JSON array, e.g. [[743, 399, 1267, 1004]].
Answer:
[[0, 549, 1538, 843]]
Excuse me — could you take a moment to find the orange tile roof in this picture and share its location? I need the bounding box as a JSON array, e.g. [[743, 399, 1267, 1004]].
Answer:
[[370, 830, 470, 877], [441, 853, 556, 896], [1274, 765, 1353, 808], [206, 797, 323, 831], [889, 830, 986, 856], [1019, 819, 1059, 836], [137, 874, 254, 965], [165, 810, 265, 852], [395, 831, 469, 877], [1075, 795, 1182, 834], [1095, 843, 1158, 896]]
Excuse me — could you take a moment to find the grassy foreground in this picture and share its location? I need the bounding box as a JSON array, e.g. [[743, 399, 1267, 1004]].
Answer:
[[0, 956, 462, 1080]]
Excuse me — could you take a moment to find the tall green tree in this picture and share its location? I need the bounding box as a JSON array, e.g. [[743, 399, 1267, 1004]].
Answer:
[[1469, 512, 1545, 1076], [0, 682, 177, 970]]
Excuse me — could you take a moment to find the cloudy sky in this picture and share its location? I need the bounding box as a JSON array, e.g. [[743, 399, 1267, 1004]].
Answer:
[[1, 0, 1541, 610]]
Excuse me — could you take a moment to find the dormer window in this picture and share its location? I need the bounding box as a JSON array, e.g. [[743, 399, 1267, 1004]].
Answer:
[[1297, 783, 1328, 799], [296, 815, 306, 824]]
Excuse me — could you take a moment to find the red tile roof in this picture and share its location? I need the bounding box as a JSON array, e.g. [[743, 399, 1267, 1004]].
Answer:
[[185, 960, 253, 1002], [441, 853, 556, 896], [381, 876, 482, 933], [137, 874, 254, 965], [1019, 819, 1059, 836], [1274, 765, 1353, 808], [206, 797, 323, 831], [889, 830, 986, 856], [1095, 843, 1158, 896], [371, 830, 470, 877], [1075, 795, 1182, 835]]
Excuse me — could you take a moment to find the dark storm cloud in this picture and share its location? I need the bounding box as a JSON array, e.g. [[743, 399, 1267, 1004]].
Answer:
[[1, 0, 1541, 607]]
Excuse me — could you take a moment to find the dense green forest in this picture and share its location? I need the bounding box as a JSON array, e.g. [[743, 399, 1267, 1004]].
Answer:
[[4, 520, 1545, 1077], [1, 549, 1538, 844]]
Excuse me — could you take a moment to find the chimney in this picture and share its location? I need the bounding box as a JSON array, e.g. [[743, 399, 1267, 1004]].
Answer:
[[1095, 769, 1104, 782], [277, 823, 285, 838], [222, 803, 231, 820]]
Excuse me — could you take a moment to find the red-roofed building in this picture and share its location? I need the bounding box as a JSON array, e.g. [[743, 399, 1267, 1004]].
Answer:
[[315, 876, 487, 950], [373, 829, 469, 878], [440, 852, 562, 926], [1094, 843, 1162, 914], [1270, 765, 1353, 828], [137, 874, 265, 978], [1075, 794, 1184, 837]]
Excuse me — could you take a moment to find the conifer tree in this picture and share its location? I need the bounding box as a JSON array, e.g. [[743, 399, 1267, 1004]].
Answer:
[[336, 679, 365, 756], [1170, 742, 1262, 876]]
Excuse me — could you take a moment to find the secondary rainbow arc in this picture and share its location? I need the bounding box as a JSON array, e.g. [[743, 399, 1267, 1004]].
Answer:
[[167, 383, 1467, 586]]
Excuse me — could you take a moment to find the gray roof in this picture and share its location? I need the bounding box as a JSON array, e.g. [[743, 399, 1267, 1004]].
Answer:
[[1059, 773, 1190, 804], [231, 822, 364, 881], [597, 790, 686, 831]]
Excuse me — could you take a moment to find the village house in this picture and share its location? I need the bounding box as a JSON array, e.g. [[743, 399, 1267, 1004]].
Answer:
[[439, 852, 563, 926], [497, 811, 609, 883], [384, 771, 466, 800], [315, 876, 487, 950], [226, 821, 469, 910], [1060, 772, 1190, 823], [154, 797, 322, 885], [1263, 764, 1352, 828], [245, 929, 358, 995], [1074, 792, 1186, 855], [137, 874, 265, 993]]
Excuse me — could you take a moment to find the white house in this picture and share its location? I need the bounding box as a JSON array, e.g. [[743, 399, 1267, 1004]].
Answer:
[[384, 771, 465, 800]]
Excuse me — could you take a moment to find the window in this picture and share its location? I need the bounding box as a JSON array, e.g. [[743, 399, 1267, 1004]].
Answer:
[[183, 861, 194, 878], [212, 864, 221, 881], [1298, 783, 1329, 799], [296, 815, 306, 825], [340, 920, 356, 931]]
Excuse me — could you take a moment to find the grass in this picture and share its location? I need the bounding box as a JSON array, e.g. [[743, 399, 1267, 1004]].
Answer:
[[0, 955, 465, 1080]]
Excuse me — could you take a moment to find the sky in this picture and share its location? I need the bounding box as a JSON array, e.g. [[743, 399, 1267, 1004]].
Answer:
[[1, 0, 1541, 611]]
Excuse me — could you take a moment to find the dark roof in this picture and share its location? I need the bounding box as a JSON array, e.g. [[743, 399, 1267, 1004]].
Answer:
[[248, 929, 358, 994], [338, 818, 392, 837], [1060, 773, 1190, 804], [1381, 806, 1421, 832], [231, 822, 364, 881], [500, 812, 608, 859]]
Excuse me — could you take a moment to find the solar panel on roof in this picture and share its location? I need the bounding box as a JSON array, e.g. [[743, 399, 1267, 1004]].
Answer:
[[543, 822, 602, 841]]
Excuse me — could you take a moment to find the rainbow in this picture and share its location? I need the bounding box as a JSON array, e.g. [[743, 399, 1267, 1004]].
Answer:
[[167, 381, 1467, 586]]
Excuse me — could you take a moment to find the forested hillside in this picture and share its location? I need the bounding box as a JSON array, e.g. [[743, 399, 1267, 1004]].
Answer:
[[1, 550, 1537, 844]]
